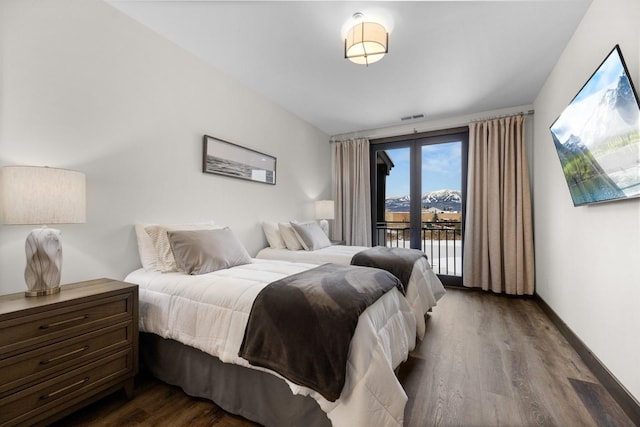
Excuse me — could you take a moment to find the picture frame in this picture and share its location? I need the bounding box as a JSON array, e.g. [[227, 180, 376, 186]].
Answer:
[[202, 135, 277, 185]]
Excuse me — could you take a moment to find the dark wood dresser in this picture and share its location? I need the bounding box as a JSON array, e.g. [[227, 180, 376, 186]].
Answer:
[[0, 278, 138, 427]]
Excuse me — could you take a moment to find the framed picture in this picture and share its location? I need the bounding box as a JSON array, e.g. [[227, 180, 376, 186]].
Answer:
[[202, 135, 276, 185]]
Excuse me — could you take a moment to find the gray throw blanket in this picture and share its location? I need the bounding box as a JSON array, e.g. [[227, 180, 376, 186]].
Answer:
[[351, 246, 427, 289], [238, 263, 403, 402]]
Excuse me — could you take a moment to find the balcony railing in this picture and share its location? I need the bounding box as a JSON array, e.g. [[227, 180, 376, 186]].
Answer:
[[375, 221, 462, 276]]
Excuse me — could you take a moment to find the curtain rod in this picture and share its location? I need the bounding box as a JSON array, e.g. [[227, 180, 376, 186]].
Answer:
[[330, 108, 535, 143], [469, 109, 535, 124], [330, 136, 366, 143]]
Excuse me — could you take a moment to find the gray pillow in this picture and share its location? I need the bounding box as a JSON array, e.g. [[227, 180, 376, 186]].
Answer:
[[290, 221, 332, 251], [168, 227, 251, 275]]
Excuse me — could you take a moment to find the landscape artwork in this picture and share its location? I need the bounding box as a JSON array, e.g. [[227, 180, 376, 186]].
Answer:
[[550, 45, 640, 206], [203, 135, 276, 185]]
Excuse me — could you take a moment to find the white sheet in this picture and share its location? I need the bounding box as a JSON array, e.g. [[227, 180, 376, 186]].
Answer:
[[125, 259, 416, 427], [256, 245, 446, 338], [256, 245, 370, 264]]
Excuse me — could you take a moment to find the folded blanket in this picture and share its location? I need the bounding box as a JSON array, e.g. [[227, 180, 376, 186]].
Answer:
[[238, 263, 402, 402], [351, 246, 427, 288]]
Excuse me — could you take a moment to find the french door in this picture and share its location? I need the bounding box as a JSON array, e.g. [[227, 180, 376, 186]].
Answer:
[[370, 130, 468, 285]]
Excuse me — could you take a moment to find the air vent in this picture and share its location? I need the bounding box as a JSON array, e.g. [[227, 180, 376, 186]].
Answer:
[[401, 114, 425, 121]]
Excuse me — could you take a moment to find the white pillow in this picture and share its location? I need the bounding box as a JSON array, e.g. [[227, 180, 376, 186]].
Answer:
[[135, 223, 159, 271], [278, 222, 304, 250], [262, 221, 286, 249], [291, 221, 332, 251], [134, 221, 216, 271]]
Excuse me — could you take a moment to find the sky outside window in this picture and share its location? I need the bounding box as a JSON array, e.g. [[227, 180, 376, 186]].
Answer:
[[385, 142, 462, 197]]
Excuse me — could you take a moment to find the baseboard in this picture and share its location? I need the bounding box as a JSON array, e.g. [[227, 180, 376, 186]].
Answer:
[[534, 293, 640, 425]]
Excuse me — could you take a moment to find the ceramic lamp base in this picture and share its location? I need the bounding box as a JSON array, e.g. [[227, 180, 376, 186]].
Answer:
[[24, 227, 63, 297], [318, 219, 329, 236], [25, 286, 61, 297]]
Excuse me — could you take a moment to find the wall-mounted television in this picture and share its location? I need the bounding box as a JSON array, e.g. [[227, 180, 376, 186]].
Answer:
[[550, 44, 640, 206]]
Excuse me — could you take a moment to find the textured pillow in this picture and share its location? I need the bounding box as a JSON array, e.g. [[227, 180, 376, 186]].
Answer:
[[262, 221, 286, 249], [144, 225, 180, 272], [138, 221, 217, 272], [278, 222, 304, 250], [291, 221, 332, 251], [168, 227, 251, 275]]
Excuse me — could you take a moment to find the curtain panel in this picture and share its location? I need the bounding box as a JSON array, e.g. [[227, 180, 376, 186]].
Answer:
[[331, 138, 372, 246], [463, 115, 535, 295]]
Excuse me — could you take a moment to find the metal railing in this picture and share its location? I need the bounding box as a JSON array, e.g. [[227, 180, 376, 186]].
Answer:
[[375, 221, 462, 276]]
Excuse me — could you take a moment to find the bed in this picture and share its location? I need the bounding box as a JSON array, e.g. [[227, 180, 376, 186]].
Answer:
[[127, 223, 418, 427], [257, 221, 446, 339]]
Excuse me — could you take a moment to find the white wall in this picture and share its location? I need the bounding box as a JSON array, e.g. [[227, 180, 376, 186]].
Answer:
[[0, 0, 330, 295], [533, 0, 640, 402]]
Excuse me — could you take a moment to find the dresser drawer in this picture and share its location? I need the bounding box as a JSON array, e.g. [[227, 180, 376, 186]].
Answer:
[[0, 279, 138, 427], [0, 293, 134, 356], [0, 321, 133, 396], [0, 347, 133, 427]]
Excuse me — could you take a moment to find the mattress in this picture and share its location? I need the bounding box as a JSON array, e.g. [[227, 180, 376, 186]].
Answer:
[[256, 245, 446, 338], [125, 258, 416, 427]]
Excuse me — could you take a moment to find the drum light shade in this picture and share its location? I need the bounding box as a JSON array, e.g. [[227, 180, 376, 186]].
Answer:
[[345, 21, 388, 66], [1, 166, 86, 225], [315, 200, 335, 220]]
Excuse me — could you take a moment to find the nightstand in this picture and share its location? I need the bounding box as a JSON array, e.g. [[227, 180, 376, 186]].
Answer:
[[331, 240, 346, 245], [0, 278, 138, 427]]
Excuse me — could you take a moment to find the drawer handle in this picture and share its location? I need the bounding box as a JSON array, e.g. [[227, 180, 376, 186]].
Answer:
[[39, 314, 89, 330], [40, 345, 90, 365], [39, 377, 89, 400]]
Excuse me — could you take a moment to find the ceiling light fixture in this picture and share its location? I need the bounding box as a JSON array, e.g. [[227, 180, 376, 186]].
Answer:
[[344, 12, 388, 66]]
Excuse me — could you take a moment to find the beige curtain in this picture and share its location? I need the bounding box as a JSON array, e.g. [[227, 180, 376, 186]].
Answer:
[[331, 138, 372, 246], [463, 115, 535, 295]]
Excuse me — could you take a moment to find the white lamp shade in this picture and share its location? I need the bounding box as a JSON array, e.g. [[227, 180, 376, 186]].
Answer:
[[1, 166, 86, 225], [345, 21, 388, 65], [315, 200, 335, 220]]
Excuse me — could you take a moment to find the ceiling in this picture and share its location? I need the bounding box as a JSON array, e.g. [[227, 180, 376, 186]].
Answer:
[[105, 0, 592, 136]]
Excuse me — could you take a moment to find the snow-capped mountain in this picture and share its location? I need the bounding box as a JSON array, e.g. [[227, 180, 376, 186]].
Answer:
[[384, 195, 411, 212], [386, 189, 462, 212], [576, 74, 638, 150]]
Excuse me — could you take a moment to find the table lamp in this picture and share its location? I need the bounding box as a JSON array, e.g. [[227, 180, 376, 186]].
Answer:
[[315, 200, 335, 236], [1, 166, 86, 296]]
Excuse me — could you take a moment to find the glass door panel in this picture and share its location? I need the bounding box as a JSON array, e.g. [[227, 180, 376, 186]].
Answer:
[[371, 131, 467, 285], [374, 147, 411, 249], [421, 142, 463, 277]]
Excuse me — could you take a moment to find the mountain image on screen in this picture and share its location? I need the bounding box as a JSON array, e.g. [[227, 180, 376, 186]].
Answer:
[[550, 45, 640, 206]]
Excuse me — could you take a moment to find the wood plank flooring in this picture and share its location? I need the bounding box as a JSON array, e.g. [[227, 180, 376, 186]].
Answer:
[[53, 287, 635, 426]]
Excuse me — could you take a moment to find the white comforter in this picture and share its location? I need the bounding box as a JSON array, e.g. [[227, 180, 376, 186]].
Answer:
[[125, 259, 416, 427], [256, 245, 446, 338]]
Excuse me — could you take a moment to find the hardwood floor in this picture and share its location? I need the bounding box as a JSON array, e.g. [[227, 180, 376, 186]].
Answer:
[[53, 287, 635, 426], [397, 288, 634, 426]]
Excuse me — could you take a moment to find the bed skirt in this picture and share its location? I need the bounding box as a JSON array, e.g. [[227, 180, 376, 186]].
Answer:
[[139, 333, 331, 427]]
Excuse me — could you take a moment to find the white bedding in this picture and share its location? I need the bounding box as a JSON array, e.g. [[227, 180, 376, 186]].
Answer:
[[125, 259, 416, 427], [256, 245, 446, 338]]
